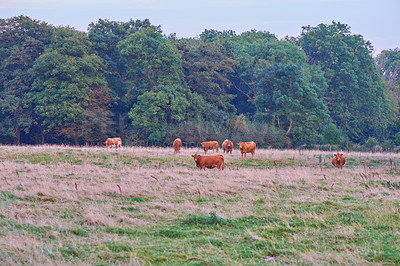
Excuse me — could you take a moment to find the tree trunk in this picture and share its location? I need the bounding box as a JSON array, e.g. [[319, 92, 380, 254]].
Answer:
[[286, 117, 293, 134], [15, 127, 21, 146]]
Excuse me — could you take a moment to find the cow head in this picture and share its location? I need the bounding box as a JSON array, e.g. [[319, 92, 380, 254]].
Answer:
[[200, 142, 205, 147], [192, 154, 201, 162], [333, 153, 343, 164], [237, 142, 244, 149]]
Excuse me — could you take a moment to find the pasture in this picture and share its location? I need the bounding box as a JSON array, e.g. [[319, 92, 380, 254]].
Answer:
[[0, 145, 400, 264]]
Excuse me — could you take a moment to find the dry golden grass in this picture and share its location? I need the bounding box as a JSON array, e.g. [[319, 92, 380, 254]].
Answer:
[[1, 145, 400, 264]]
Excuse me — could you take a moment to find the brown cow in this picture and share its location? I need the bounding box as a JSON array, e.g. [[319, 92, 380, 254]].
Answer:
[[173, 138, 182, 153], [237, 141, 256, 159], [222, 139, 233, 154], [191, 154, 224, 171], [104, 137, 122, 148], [200, 141, 219, 154], [332, 153, 345, 169]]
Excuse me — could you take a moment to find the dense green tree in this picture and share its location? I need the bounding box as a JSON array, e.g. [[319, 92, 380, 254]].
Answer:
[[0, 16, 53, 61], [118, 27, 182, 93], [80, 87, 115, 145], [88, 19, 158, 136], [322, 123, 346, 146], [199, 29, 236, 43], [248, 39, 329, 145], [0, 16, 396, 148], [299, 22, 390, 142], [376, 48, 400, 141], [376, 48, 400, 88], [0, 16, 53, 144], [228, 31, 278, 115], [178, 38, 236, 113], [129, 84, 207, 143], [122, 27, 209, 142], [376, 49, 400, 111], [255, 62, 329, 145], [29, 27, 112, 144]]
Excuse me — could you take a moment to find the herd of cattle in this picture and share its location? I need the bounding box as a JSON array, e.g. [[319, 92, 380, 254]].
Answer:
[[104, 137, 346, 171]]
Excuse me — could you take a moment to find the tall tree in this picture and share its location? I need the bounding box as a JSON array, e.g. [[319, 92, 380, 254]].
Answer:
[[299, 22, 390, 142], [0, 16, 53, 144], [178, 38, 236, 113], [228, 30, 278, 115], [118, 27, 182, 93], [376, 48, 400, 142], [129, 84, 207, 143], [120, 27, 208, 142], [29, 27, 112, 144], [255, 54, 329, 145], [88, 19, 158, 136], [376, 48, 400, 106]]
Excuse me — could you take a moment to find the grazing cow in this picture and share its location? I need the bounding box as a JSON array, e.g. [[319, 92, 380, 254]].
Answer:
[[104, 137, 122, 148], [173, 138, 182, 153], [191, 154, 224, 171], [237, 141, 256, 159], [200, 141, 219, 154], [332, 153, 345, 169], [222, 139, 233, 154]]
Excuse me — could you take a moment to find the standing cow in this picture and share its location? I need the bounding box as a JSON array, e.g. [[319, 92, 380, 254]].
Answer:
[[237, 141, 256, 159], [191, 154, 224, 171], [173, 138, 182, 153], [200, 141, 219, 154], [222, 139, 233, 154], [332, 153, 345, 169], [104, 137, 122, 148]]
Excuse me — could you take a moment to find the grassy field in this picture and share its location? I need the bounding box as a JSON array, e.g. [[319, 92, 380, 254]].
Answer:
[[1, 145, 400, 265]]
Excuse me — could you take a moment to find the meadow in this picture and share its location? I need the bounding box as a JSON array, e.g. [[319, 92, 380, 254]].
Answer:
[[0, 145, 400, 265]]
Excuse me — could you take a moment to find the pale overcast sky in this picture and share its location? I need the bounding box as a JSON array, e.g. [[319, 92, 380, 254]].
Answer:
[[1, 0, 399, 54]]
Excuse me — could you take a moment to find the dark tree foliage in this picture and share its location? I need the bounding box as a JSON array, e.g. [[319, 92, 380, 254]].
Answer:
[[228, 30, 278, 115], [178, 37, 237, 113], [119, 26, 210, 143], [254, 42, 330, 146], [299, 22, 390, 142], [376, 49, 400, 143], [88, 19, 159, 137], [29, 27, 113, 144], [199, 29, 236, 43], [0, 16, 395, 149], [0, 16, 53, 144], [376, 48, 400, 87]]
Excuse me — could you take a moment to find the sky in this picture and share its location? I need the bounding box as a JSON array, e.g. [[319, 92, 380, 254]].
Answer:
[[1, 0, 399, 54]]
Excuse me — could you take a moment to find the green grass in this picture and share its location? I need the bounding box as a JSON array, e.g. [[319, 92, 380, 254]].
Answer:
[[14, 152, 83, 165], [1, 145, 400, 264]]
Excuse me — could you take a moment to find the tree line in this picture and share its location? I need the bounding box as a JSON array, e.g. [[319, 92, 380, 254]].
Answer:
[[1, 16, 399, 150]]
